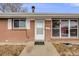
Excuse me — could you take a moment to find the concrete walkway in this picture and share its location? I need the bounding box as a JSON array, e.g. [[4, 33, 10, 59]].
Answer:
[[20, 41, 60, 56]]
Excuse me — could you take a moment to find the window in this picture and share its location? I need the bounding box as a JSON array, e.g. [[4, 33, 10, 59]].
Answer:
[[36, 20, 43, 35], [52, 19, 78, 38], [37, 28, 43, 34], [61, 20, 69, 37], [70, 20, 77, 37], [13, 18, 26, 28], [52, 20, 60, 36], [14, 20, 19, 27]]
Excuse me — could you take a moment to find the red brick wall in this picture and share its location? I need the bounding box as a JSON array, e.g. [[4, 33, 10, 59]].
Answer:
[[1, 18, 78, 43], [45, 20, 51, 41], [0, 18, 34, 42], [26, 20, 35, 41]]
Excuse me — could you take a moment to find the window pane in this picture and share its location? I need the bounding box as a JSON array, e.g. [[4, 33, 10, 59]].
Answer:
[[14, 20, 19, 27], [52, 29, 59, 36], [52, 20, 60, 28], [70, 20, 77, 28], [61, 20, 69, 37], [19, 20, 26, 27], [37, 28, 43, 34], [70, 29, 77, 37], [37, 20, 43, 28]]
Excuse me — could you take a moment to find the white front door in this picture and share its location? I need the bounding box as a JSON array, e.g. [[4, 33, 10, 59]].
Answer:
[[35, 20, 45, 42]]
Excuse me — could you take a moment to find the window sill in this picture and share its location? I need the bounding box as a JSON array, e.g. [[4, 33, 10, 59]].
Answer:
[[12, 27, 26, 29], [51, 37, 78, 39]]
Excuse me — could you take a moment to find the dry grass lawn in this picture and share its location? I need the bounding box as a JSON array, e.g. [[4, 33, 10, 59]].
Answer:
[[0, 45, 25, 56], [53, 43, 79, 56]]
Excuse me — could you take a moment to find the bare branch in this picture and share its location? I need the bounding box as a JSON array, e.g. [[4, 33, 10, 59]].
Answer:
[[0, 3, 27, 12]]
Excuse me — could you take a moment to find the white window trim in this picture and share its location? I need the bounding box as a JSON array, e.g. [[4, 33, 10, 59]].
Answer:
[[51, 19, 78, 38], [69, 20, 70, 38], [13, 19, 26, 29], [69, 20, 78, 38], [8, 19, 12, 29], [26, 19, 30, 29], [51, 19, 60, 37], [77, 19, 78, 38], [60, 20, 61, 37]]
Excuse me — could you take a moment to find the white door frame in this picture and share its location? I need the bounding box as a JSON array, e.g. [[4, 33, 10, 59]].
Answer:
[[35, 20, 45, 42]]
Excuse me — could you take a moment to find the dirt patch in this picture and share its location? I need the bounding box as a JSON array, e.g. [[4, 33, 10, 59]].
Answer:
[[68, 45, 79, 56], [0, 45, 25, 56], [53, 43, 79, 56]]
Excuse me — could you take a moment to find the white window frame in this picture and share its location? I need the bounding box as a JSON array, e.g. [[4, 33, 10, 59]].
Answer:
[[69, 19, 70, 38], [51, 19, 78, 38], [60, 20, 61, 37], [13, 18, 26, 29], [70, 20, 78, 38], [60, 20, 69, 38], [52, 20, 60, 37]]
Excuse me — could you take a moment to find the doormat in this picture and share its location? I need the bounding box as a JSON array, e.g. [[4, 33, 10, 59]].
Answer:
[[34, 42, 44, 45]]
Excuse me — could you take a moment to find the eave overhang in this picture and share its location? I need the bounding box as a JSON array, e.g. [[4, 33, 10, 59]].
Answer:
[[0, 13, 79, 19]]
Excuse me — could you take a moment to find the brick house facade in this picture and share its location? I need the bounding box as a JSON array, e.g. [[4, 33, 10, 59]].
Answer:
[[0, 13, 79, 43]]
